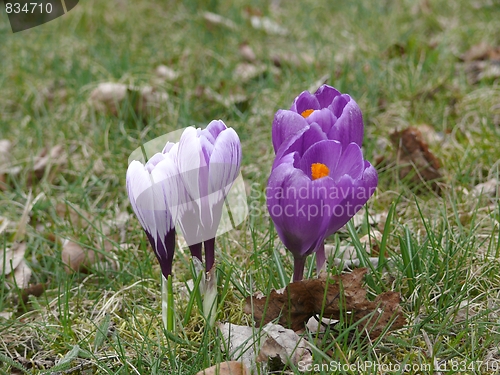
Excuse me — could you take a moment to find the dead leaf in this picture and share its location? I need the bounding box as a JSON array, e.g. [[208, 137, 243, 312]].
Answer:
[[218, 322, 311, 372], [195, 362, 250, 375], [256, 324, 312, 367], [461, 42, 500, 62], [0, 311, 13, 320], [217, 323, 258, 371], [249, 16, 288, 36], [245, 268, 405, 338], [271, 51, 315, 68], [55, 202, 92, 230], [202, 12, 237, 30], [20, 283, 46, 305], [0, 139, 11, 191], [154, 65, 178, 82], [61, 240, 102, 273], [11, 259, 32, 289], [0, 242, 27, 276], [460, 43, 500, 84], [233, 63, 267, 83], [90, 82, 168, 117], [239, 43, 256, 63], [471, 178, 499, 197], [390, 126, 442, 193]]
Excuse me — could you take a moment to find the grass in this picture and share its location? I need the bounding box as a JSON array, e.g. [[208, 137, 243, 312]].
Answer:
[[1, 0, 500, 373]]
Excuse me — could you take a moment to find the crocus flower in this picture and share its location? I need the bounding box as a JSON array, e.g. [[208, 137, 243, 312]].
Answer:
[[272, 84, 363, 155], [126, 142, 183, 279], [267, 87, 377, 281], [176, 120, 242, 272]]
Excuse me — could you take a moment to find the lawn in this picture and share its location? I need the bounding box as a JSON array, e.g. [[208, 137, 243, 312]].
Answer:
[[1, 0, 500, 374]]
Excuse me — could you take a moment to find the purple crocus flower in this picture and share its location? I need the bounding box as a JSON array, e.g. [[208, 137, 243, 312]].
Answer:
[[176, 120, 242, 272], [272, 85, 363, 155], [126, 143, 183, 279], [267, 87, 377, 281]]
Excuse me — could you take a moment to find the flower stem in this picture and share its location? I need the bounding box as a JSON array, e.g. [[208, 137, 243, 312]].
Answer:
[[161, 274, 175, 332], [204, 237, 215, 272], [293, 257, 306, 282]]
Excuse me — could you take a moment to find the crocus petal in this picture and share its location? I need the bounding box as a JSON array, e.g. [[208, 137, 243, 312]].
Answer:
[[127, 159, 177, 278], [326, 161, 378, 235], [314, 85, 341, 108], [272, 110, 309, 153], [304, 108, 337, 135], [291, 91, 320, 114], [298, 139, 342, 179], [331, 143, 364, 182], [267, 155, 333, 258], [202, 119, 227, 144], [273, 124, 327, 169], [327, 96, 363, 148]]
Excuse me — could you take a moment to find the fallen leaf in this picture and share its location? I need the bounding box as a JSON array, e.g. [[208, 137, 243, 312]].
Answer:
[[256, 324, 312, 367], [0, 242, 27, 277], [90, 82, 168, 117], [471, 178, 499, 197], [218, 322, 311, 372], [271, 51, 315, 68], [202, 12, 237, 30], [11, 259, 32, 289], [239, 43, 256, 63], [461, 42, 500, 62], [154, 65, 179, 82], [245, 268, 405, 338], [195, 361, 250, 375], [233, 63, 267, 83], [20, 283, 46, 305], [0, 311, 13, 319], [0, 139, 11, 191], [460, 43, 500, 84], [390, 126, 442, 193], [55, 202, 92, 230], [217, 323, 258, 371], [61, 239, 102, 273], [249, 16, 288, 36]]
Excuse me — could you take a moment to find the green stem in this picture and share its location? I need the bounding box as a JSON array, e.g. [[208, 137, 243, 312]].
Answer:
[[162, 274, 175, 332]]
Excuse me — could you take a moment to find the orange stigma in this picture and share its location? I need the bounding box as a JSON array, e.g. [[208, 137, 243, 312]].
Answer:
[[301, 109, 314, 118], [311, 163, 329, 180]]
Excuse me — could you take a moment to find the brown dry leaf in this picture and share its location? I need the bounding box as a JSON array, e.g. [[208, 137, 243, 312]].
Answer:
[[195, 362, 250, 375], [461, 43, 500, 84], [0, 242, 27, 276], [90, 82, 168, 116], [20, 283, 46, 305], [390, 126, 442, 193], [61, 239, 102, 273], [245, 268, 405, 338], [5, 145, 66, 187], [461, 42, 500, 62]]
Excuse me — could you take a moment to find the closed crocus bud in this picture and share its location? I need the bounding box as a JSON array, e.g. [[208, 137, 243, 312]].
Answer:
[[176, 120, 242, 272], [126, 143, 182, 279], [272, 84, 363, 155]]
